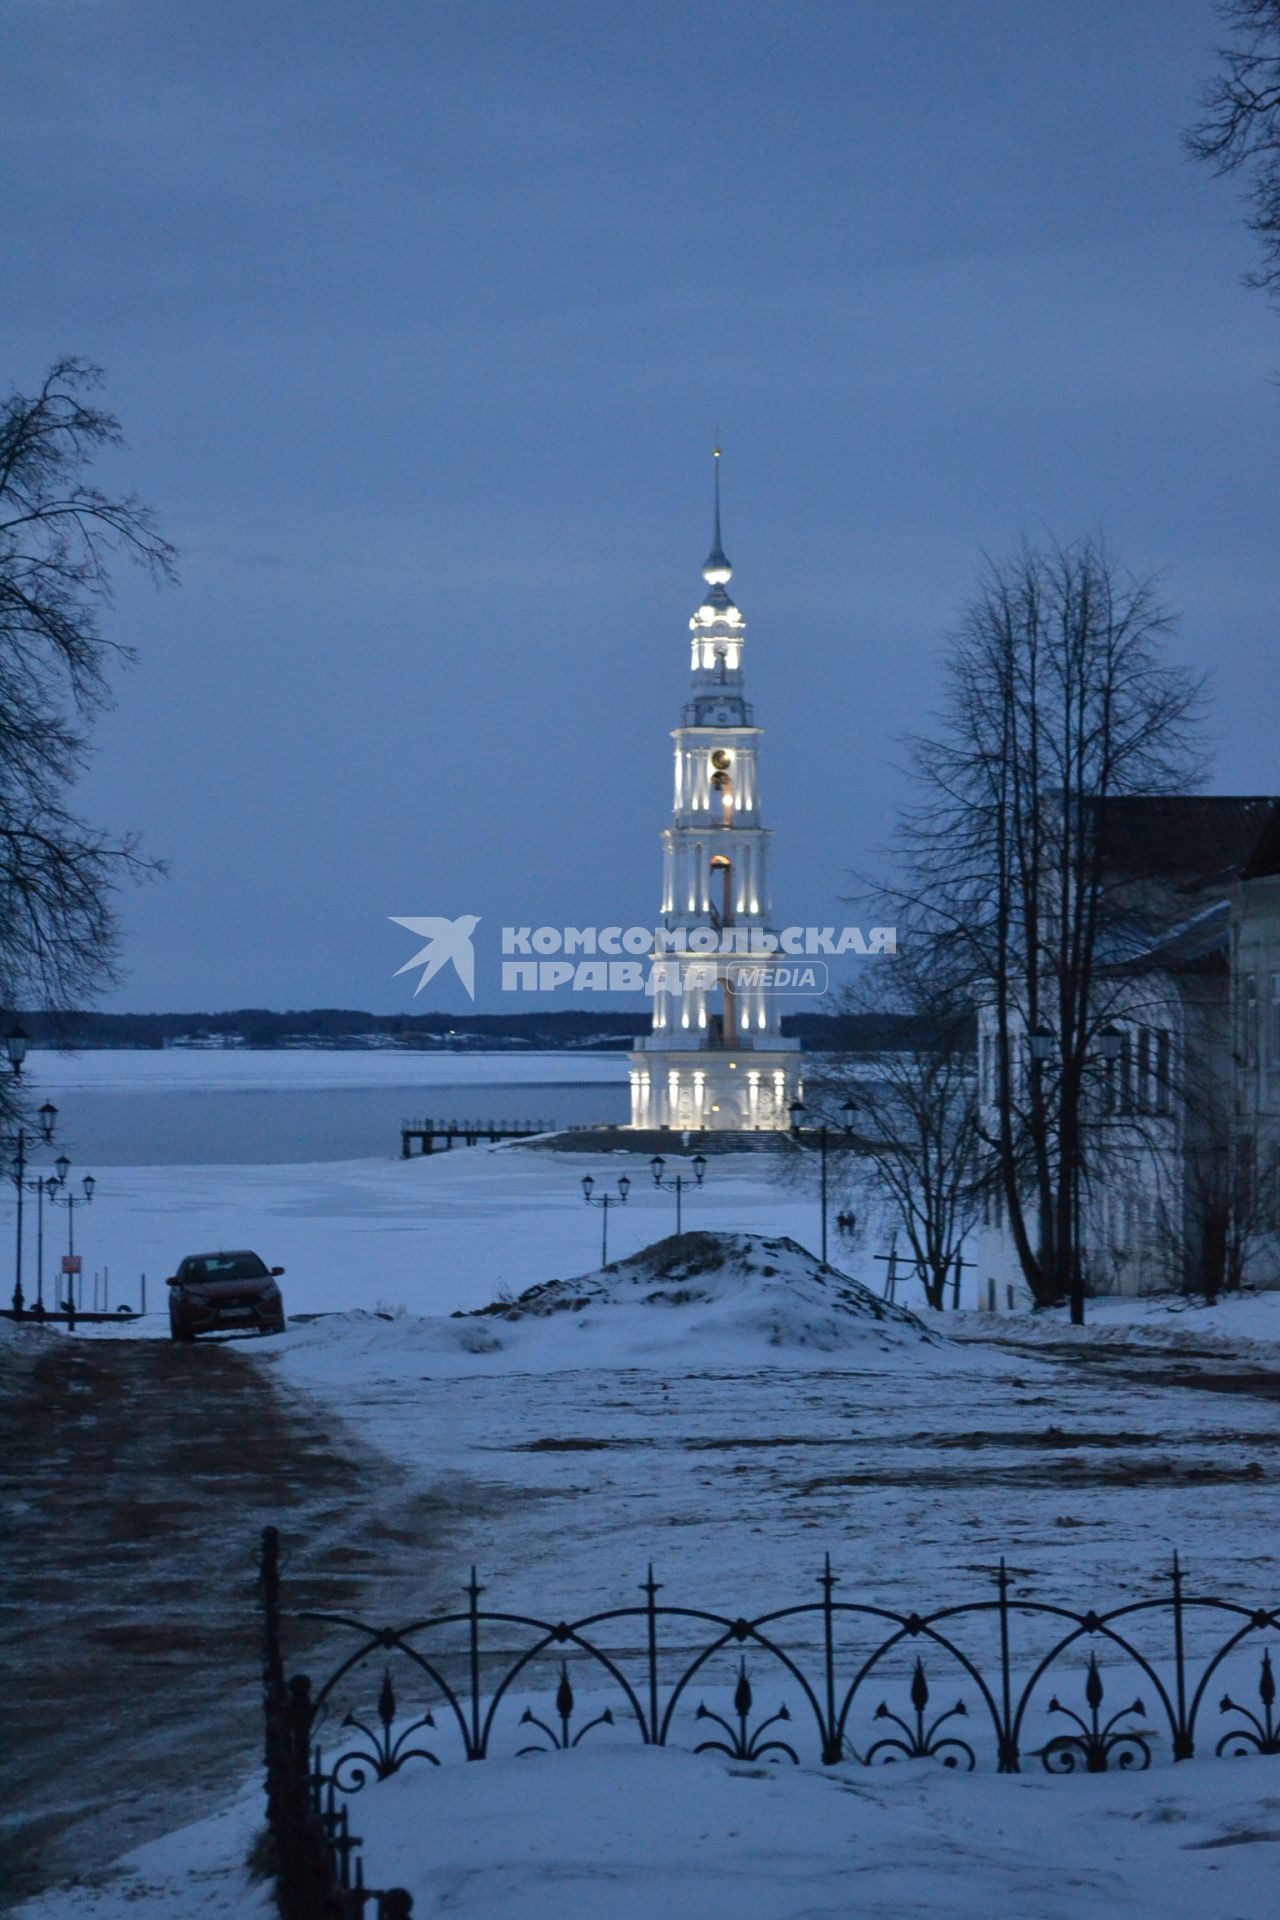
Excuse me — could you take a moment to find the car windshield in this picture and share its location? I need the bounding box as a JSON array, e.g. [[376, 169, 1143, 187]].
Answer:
[[188, 1254, 269, 1282]]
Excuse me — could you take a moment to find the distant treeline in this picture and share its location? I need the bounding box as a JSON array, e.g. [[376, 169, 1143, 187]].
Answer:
[[19, 1008, 961, 1053]]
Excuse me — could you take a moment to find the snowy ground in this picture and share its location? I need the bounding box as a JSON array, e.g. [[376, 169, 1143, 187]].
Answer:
[[25, 1226, 1276, 1919], [13, 1740, 1280, 1920], [8, 1053, 1280, 1917], [260, 1290, 1280, 1616]]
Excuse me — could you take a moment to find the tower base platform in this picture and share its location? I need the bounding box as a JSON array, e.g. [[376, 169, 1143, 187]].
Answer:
[[627, 1046, 802, 1132]]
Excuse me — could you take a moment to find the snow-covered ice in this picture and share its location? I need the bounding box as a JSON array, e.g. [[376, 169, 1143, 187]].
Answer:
[[50, 1139, 844, 1321], [23, 1045, 628, 1094]]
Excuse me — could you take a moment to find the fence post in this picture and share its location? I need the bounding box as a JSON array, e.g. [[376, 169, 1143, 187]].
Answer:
[[996, 1557, 1019, 1772], [820, 1554, 841, 1763], [1171, 1551, 1193, 1760], [644, 1563, 662, 1744], [467, 1568, 483, 1758]]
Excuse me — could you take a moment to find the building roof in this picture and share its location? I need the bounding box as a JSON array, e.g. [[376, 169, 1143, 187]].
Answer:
[[1114, 898, 1231, 976], [1242, 799, 1280, 880], [1094, 795, 1280, 891]]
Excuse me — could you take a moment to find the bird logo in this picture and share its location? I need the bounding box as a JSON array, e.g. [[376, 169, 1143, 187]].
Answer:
[[390, 915, 481, 1000]]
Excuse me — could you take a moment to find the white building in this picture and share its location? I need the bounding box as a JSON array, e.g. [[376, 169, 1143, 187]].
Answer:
[[976, 795, 1280, 1304], [628, 457, 801, 1131]]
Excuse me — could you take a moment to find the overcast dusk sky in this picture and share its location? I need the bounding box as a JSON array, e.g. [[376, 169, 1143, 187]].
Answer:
[[5, 0, 1277, 1014]]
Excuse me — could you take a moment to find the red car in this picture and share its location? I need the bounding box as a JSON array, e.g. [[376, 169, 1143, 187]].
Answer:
[[167, 1250, 286, 1341]]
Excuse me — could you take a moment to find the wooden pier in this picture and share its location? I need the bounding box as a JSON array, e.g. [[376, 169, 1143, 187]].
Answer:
[[400, 1118, 550, 1157]]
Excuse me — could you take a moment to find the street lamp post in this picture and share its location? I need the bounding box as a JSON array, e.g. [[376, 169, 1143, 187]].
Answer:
[[649, 1152, 707, 1235], [3, 1045, 58, 1313], [48, 1169, 95, 1310], [35, 1174, 58, 1313], [789, 1097, 857, 1267], [581, 1173, 630, 1266], [6, 1024, 29, 1077], [17, 1164, 59, 1315]]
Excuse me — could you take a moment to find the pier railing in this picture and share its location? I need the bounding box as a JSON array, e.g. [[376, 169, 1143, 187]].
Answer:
[[399, 1119, 550, 1156]]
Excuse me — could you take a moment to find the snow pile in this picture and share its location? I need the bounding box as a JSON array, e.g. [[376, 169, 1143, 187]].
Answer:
[[264, 1232, 936, 1392], [461, 1230, 930, 1355]]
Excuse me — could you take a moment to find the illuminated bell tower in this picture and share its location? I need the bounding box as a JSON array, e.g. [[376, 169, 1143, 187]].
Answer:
[[629, 453, 801, 1131]]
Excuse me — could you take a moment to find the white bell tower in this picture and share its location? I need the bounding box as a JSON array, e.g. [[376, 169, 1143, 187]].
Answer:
[[629, 453, 801, 1131]]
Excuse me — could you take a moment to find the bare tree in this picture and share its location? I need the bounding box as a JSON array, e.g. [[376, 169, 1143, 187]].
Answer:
[[1170, 1128, 1280, 1300], [0, 359, 175, 1125], [808, 951, 982, 1312], [1188, 1, 1280, 299], [1151, 1002, 1280, 1300], [883, 536, 1205, 1318]]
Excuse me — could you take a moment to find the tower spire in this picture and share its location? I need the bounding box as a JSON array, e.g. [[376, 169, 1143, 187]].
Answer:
[[703, 445, 731, 584], [713, 445, 723, 550]]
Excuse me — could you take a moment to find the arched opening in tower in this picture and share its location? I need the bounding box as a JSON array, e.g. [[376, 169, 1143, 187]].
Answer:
[[710, 748, 734, 825], [709, 853, 738, 1047]]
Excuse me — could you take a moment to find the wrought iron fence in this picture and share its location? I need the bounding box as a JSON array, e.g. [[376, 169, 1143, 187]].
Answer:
[[261, 1529, 413, 1919], [260, 1527, 1280, 1902]]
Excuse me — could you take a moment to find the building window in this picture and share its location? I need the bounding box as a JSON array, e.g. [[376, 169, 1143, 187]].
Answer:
[[1113, 1026, 1172, 1116], [1118, 1032, 1134, 1113], [1154, 1029, 1172, 1114]]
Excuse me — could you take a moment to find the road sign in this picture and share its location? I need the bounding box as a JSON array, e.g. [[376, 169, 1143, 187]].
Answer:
[[62, 1254, 82, 1275]]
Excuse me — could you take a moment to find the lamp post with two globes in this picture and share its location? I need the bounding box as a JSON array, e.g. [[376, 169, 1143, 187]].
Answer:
[[47, 1165, 95, 1311], [581, 1173, 630, 1266], [649, 1153, 707, 1236], [789, 1097, 858, 1268]]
